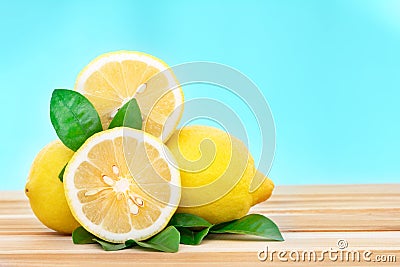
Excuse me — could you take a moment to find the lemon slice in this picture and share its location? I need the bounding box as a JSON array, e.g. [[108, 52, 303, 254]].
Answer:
[[75, 51, 184, 142], [63, 127, 181, 243]]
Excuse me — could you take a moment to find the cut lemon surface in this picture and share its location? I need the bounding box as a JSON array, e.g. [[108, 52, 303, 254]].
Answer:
[[75, 51, 184, 142], [63, 127, 181, 243]]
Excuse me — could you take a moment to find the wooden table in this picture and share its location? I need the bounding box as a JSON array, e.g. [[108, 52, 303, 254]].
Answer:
[[1, 184, 399, 266]]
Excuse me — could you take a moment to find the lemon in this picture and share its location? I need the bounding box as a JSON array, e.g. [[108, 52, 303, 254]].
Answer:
[[63, 127, 181, 243], [166, 125, 274, 224], [25, 140, 80, 234], [75, 51, 184, 142]]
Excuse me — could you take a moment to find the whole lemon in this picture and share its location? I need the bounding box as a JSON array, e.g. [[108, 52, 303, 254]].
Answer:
[[25, 140, 80, 233], [166, 125, 274, 224]]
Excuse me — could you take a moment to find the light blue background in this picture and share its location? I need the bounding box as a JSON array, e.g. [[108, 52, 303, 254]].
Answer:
[[1, 0, 399, 190]]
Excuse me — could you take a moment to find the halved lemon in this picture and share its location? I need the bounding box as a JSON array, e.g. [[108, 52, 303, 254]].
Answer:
[[63, 127, 181, 243], [75, 51, 184, 142]]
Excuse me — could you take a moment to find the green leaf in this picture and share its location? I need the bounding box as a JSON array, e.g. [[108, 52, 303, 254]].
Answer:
[[169, 213, 283, 245], [132, 226, 180, 253], [176, 227, 210, 245], [210, 214, 284, 241], [93, 239, 131, 251], [72, 225, 179, 252], [108, 98, 142, 130], [58, 163, 67, 182], [72, 226, 96, 244], [72, 227, 130, 250], [71, 214, 283, 252], [168, 213, 212, 245], [168, 213, 213, 228], [50, 89, 103, 151]]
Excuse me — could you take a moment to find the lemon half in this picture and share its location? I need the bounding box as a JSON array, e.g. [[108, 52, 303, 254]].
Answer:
[[63, 127, 181, 243], [75, 51, 184, 142]]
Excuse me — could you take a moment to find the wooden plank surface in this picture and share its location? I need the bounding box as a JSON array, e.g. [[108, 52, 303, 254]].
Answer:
[[0, 184, 399, 266]]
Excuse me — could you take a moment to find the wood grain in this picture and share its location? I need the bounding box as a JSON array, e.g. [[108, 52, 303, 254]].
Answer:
[[1, 184, 399, 266]]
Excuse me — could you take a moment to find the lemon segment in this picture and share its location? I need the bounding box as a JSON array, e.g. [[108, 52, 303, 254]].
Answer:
[[75, 51, 184, 142], [64, 127, 181, 243]]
